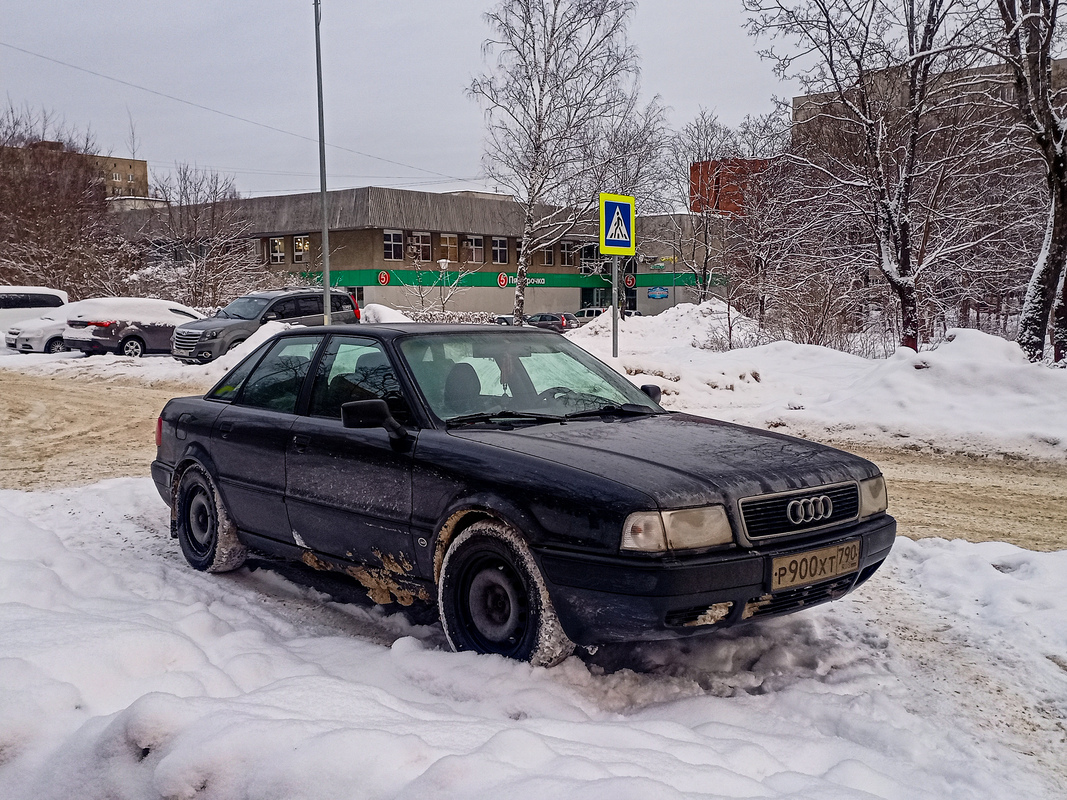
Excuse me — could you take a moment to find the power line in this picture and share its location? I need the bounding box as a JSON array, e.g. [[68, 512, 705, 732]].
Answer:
[[0, 40, 475, 184]]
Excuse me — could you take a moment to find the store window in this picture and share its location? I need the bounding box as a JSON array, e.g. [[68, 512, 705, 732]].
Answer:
[[269, 237, 286, 265], [492, 237, 509, 265], [384, 230, 404, 261], [438, 233, 458, 262], [293, 235, 310, 264]]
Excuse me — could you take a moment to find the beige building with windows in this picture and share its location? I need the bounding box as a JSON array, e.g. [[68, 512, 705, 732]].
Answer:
[[237, 186, 702, 315]]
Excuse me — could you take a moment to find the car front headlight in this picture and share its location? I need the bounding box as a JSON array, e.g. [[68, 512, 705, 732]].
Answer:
[[621, 505, 733, 553], [203, 330, 220, 340], [858, 475, 888, 517]]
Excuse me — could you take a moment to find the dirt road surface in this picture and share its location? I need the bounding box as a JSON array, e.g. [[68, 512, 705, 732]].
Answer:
[[2, 370, 1065, 551]]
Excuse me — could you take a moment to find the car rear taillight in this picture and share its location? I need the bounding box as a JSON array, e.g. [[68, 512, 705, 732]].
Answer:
[[85, 320, 116, 328], [350, 294, 361, 320], [561, 317, 567, 328], [155, 416, 163, 448]]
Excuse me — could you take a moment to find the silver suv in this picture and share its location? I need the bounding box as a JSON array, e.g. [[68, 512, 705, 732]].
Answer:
[[171, 287, 359, 363]]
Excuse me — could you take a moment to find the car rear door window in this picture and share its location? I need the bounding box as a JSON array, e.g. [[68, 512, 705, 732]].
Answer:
[[309, 337, 411, 423], [270, 298, 300, 320], [237, 335, 322, 413], [297, 295, 323, 316]]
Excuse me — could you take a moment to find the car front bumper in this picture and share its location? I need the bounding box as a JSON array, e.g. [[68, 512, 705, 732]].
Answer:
[[535, 515, 896, 646], [172, 337, 223, 362]]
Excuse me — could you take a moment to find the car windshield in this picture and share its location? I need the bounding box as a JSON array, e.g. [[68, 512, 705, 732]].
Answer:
[[217, 297, 270, 320], [398, 331, 662, 422]]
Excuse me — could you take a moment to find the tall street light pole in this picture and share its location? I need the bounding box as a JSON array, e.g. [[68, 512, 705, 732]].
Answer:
[[314, 0, 332, 324]]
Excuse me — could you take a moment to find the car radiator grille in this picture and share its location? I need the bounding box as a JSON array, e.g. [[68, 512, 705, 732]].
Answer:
[[740, 483, 859, 540], [173, 330, 202, 350]]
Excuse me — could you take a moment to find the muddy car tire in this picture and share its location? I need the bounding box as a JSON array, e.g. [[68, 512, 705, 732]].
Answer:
[[175, 466, 247, 572], [439, 520, 574, 666]]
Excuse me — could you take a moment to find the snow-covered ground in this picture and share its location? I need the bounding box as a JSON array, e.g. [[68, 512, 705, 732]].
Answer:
[[2, 301, 1066, 798]]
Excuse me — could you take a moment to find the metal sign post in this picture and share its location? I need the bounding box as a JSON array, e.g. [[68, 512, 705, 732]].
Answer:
[[314, 0, 331, 325], [599, 193, 636, 359]]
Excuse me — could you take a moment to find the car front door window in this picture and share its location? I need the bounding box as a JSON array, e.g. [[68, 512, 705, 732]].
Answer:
[[309, 337, 412, 423]]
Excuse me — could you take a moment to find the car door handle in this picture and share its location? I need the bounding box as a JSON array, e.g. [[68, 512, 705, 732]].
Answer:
[[218, 421, 233, 439], [292, 434, 310, 453]]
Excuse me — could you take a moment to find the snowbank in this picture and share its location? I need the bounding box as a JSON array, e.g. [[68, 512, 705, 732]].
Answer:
[[570, 305, 1067, 461], [0, 479, 1063, 798], [362, 303, 414, 324]]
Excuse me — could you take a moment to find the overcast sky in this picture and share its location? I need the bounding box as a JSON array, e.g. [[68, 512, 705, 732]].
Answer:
[[0, 1, 793, 198]]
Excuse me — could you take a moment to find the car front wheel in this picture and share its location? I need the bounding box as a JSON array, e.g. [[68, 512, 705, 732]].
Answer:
[[44, 337, 67, 354], [175, 465, 247, 572], [439, 520, 574, 666]]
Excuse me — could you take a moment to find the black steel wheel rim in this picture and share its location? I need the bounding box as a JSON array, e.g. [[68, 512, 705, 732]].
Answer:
[[185, 486, 215, 555], [458, 552, 530, 656]]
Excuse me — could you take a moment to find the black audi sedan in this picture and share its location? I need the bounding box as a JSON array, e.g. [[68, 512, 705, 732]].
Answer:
[[152, 324, 895, 666]]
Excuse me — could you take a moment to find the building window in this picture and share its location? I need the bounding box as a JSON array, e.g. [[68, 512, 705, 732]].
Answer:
[[492, 237, 509, 265], [112, 172, 120, 182], [464, 236, 484, 264], [269, 237, 286, 265], [541, 246, 554, 266], [127, 173, 134, 182], [384, 230, 403, 260], [293, 235, 310, 264], [560, 241, 578, 267], [438, 233, 458, 262], [409, 232, 431, 262]]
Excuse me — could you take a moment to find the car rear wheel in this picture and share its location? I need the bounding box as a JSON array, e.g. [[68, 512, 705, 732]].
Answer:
[[175, 465, 247, 572], [44, 337, 66, 354], [120, 337, 145, 358], [439, 520, 574, 666]]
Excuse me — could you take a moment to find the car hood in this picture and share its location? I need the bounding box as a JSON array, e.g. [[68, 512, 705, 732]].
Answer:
[[13, 316, 64, 335], [448, 412, 880, 509]]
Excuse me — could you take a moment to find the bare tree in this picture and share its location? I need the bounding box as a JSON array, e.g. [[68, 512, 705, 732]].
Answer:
[[744, 0, 1003, 351], [469, 0, 656, 323], [973, 1, 1067, 361], [128, 164, 275, 308], [398, 243, 481, 319], [0, 102, 137, 299]]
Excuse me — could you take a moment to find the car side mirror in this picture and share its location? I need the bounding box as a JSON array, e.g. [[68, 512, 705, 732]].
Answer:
[[262, 311, 279, 323], [640, 384, 662, 404], [341, 399, 408, 441]]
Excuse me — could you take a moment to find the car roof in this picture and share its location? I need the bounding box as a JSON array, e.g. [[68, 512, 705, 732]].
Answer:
[[277, 323, 558, 341], [243, 287, 349, 299]]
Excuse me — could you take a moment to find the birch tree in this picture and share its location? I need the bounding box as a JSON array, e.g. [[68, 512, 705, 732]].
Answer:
[[979, 0, 1067, 361], [469, 0, 652, 323]]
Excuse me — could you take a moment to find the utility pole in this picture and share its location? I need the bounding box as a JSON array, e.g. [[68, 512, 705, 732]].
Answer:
[[314, 0, 331, 324]]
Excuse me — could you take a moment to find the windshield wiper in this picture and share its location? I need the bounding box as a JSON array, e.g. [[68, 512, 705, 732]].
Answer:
[[446, 410, 565, 427], [564, 403, 659, 420]]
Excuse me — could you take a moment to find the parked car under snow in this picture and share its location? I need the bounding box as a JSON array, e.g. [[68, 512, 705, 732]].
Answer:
[[64, 298, 204, 357]]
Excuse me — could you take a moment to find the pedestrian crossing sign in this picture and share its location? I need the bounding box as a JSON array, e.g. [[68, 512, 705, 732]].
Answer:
[[599, 193, 636, 256]]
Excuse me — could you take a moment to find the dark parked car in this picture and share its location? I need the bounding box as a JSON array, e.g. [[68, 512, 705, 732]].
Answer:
[[527, 312, 579, 332], [64, 297, 204, 357], [172, 287, 359, 363], [152, 325, 895, 666]]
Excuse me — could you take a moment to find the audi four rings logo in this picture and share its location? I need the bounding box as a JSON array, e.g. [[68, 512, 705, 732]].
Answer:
[[786, 495, 834, 525]]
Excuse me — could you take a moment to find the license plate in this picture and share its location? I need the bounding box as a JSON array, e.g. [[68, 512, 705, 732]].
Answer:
[[174, 348, 192, 356], [771, 540, 860, 591]]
